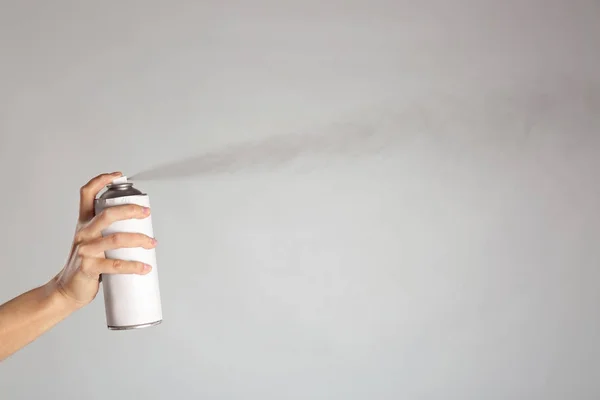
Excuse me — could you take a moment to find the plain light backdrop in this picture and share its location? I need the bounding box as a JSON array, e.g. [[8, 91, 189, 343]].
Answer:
[[1, 1, 599, 399]]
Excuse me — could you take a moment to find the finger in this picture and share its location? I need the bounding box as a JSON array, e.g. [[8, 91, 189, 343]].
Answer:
[[79, 257, 152, 279], [83, 204, 150, 237], [79, 172, 122, 222], [78, 233, 157, 256]]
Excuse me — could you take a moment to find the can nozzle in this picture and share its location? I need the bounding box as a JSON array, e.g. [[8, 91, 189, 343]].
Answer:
[[111, 176, 128, 185]]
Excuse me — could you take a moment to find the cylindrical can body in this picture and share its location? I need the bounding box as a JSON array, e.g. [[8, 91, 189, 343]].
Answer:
[[95, 193, 162, 330]]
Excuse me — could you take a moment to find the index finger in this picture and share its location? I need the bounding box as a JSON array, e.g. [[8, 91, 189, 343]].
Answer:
[[79, 172, 122, 222]]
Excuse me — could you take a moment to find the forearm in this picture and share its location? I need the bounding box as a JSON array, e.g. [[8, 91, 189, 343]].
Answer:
[[0, 281, 76, 361]]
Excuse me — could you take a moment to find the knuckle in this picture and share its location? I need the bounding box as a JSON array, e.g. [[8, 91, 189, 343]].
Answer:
[[128, 204, 141, 215], [110, 233, 122, 245], [112, 259, 123, 270], [74, 232, 85, 244], [76, 244, 88, 257]]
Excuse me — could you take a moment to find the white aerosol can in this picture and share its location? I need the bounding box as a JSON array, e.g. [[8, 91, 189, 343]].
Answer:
[[94, 176, 163, 330]]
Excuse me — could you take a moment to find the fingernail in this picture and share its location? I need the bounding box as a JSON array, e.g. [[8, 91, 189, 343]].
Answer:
[[152, 238, 158, 245], [143, 207, 150, 215], [143, 264, 152, 272]]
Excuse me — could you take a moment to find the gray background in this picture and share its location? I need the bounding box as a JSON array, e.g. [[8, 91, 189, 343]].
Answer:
[[1, 1, 599, 399]]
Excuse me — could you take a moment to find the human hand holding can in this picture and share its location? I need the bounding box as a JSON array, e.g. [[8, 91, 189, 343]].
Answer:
[[53, 172, 161, 331]]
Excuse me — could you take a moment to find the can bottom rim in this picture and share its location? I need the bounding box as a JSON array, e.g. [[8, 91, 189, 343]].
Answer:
[[108, 320, 162, 331]]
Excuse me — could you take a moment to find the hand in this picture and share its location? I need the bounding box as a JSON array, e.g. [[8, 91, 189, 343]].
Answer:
[[51, 172, 157, 308]]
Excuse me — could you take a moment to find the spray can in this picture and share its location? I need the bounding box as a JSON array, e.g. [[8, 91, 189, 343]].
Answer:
[[94, 176, 163, 330]]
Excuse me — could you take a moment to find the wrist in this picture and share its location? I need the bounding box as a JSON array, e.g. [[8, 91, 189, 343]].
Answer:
[[43, 279, 81, 315]]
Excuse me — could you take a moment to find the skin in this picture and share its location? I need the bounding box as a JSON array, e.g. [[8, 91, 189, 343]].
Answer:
[[0, 172, 157, 361]]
